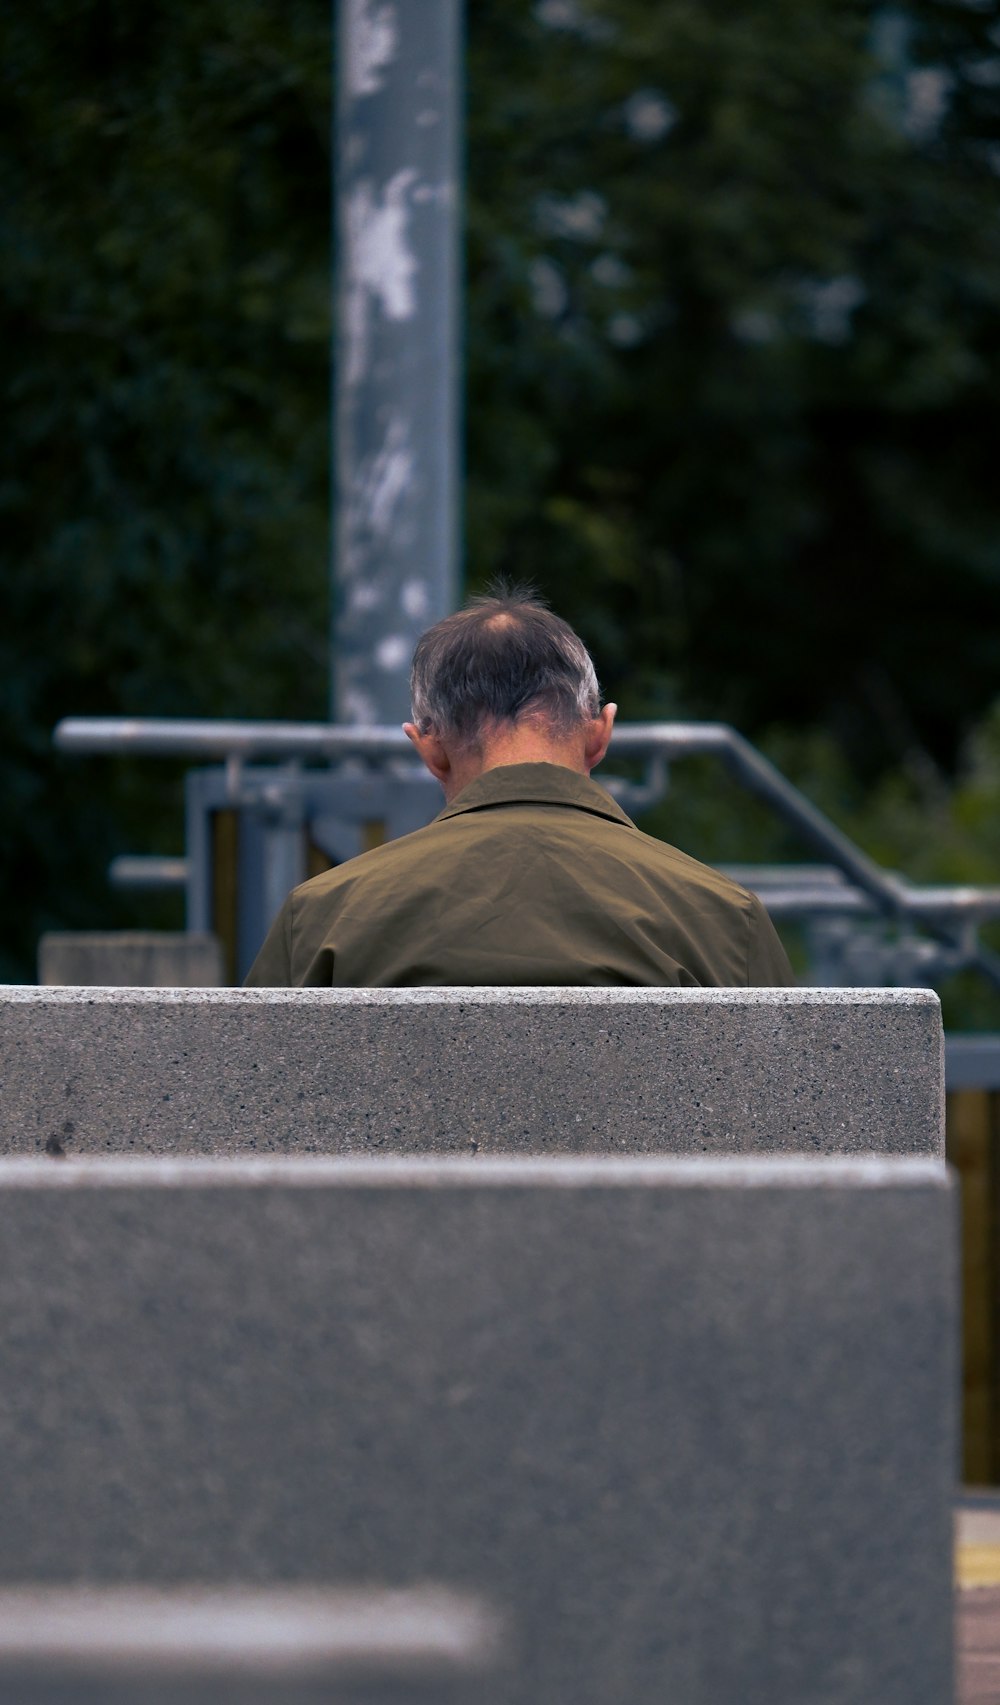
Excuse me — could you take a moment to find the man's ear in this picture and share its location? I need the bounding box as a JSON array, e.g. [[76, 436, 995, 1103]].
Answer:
[[583, 703, 616, 772], [403, 721, 452, 787]]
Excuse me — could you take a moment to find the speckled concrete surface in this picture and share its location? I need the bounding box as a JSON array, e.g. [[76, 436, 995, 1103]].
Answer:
[[0, 1155, 955, 1705], [0, 987, 944, 1157]]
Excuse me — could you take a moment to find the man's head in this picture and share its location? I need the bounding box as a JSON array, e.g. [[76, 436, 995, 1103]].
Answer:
[[403, 587, 616, 800]]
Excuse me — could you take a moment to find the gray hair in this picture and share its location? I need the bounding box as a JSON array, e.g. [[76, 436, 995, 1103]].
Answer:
[[410, 588, 602, 745]]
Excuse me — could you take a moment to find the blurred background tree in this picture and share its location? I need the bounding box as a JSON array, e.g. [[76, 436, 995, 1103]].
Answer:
[[0, 0, 331, 974], [2, 0, 999, 1001]]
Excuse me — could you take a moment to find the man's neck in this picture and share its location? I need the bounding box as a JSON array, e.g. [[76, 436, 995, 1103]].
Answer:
[[404, 703, 617, 804], [443, 729, 589, 803]]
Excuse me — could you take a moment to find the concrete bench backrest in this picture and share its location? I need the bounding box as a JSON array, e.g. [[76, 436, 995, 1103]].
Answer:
[[0, 986, 943, 1157], [0, 1155, 954, 1705]]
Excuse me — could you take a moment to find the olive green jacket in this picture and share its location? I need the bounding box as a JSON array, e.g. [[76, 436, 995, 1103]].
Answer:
[[244, 762, 795, 988]]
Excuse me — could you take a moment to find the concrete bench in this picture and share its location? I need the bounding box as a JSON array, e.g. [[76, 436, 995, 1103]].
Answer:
[[0, 1585, 500, 1704], [0, 986, 943, 1156], [0, 1154, 955, 1705]]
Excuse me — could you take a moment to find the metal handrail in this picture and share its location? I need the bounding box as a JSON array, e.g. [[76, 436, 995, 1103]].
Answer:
[[616, 722, 910, 910], [54, 717, 410, 760], [54, 714, 1000, 985]]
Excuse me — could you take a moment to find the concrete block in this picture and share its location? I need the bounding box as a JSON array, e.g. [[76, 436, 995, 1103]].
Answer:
[[0, 1585, 500, 1704], [0, 1155, 956, 1705], [0, 986, 943, 1156], [38, 934, 224, 989]]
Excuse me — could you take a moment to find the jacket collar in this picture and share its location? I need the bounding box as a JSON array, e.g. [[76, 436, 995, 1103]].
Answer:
[[436, 762, 635, 827]]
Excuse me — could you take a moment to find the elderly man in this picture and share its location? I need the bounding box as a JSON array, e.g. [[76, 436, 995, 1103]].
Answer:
[[245, 589, 794, 987]]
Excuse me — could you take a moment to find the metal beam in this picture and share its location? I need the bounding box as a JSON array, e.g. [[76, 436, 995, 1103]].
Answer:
[[946, 1036, 1000, 1091], [55, 717, 411, 760]]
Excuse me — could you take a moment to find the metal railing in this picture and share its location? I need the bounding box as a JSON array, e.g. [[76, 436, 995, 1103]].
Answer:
[[55, 714, 1000, 991]]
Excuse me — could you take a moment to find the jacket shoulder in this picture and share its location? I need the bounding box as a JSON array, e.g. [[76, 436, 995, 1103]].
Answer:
[[613, 819, 756, 905], [287, 816, 451, 905]]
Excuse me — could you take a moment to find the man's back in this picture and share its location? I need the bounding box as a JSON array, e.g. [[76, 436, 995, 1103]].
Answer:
[[245, 763, 793, 988]]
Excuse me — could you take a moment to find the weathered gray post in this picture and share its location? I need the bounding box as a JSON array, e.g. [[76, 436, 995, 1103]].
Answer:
[[333, 0, 463, 726]]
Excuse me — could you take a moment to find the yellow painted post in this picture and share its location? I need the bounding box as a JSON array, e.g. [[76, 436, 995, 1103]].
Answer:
[[947, 1089, 998, 1485], [306, 840, 332, 880], [361, 820, 386, 854], [210, 810, 240, 988]]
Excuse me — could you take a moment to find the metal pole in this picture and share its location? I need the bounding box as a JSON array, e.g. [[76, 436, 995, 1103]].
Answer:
[[333, 0, 462, 725]]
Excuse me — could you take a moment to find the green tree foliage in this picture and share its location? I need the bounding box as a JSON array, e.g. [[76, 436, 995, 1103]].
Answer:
[[466, 0, 1000, 776], [1, 0, 331, 972], [2, 0, 999, 986]]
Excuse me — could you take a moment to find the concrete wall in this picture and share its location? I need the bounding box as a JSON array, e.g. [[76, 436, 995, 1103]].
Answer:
[[0, 987, 944, 1157], [0, 1155, 955, 1705], [38, 934, 224, 989]]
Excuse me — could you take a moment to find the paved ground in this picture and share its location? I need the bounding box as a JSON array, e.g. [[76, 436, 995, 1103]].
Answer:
[[959, 1588, 1000, 1704], [957, 1497, 1000, 1704]]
